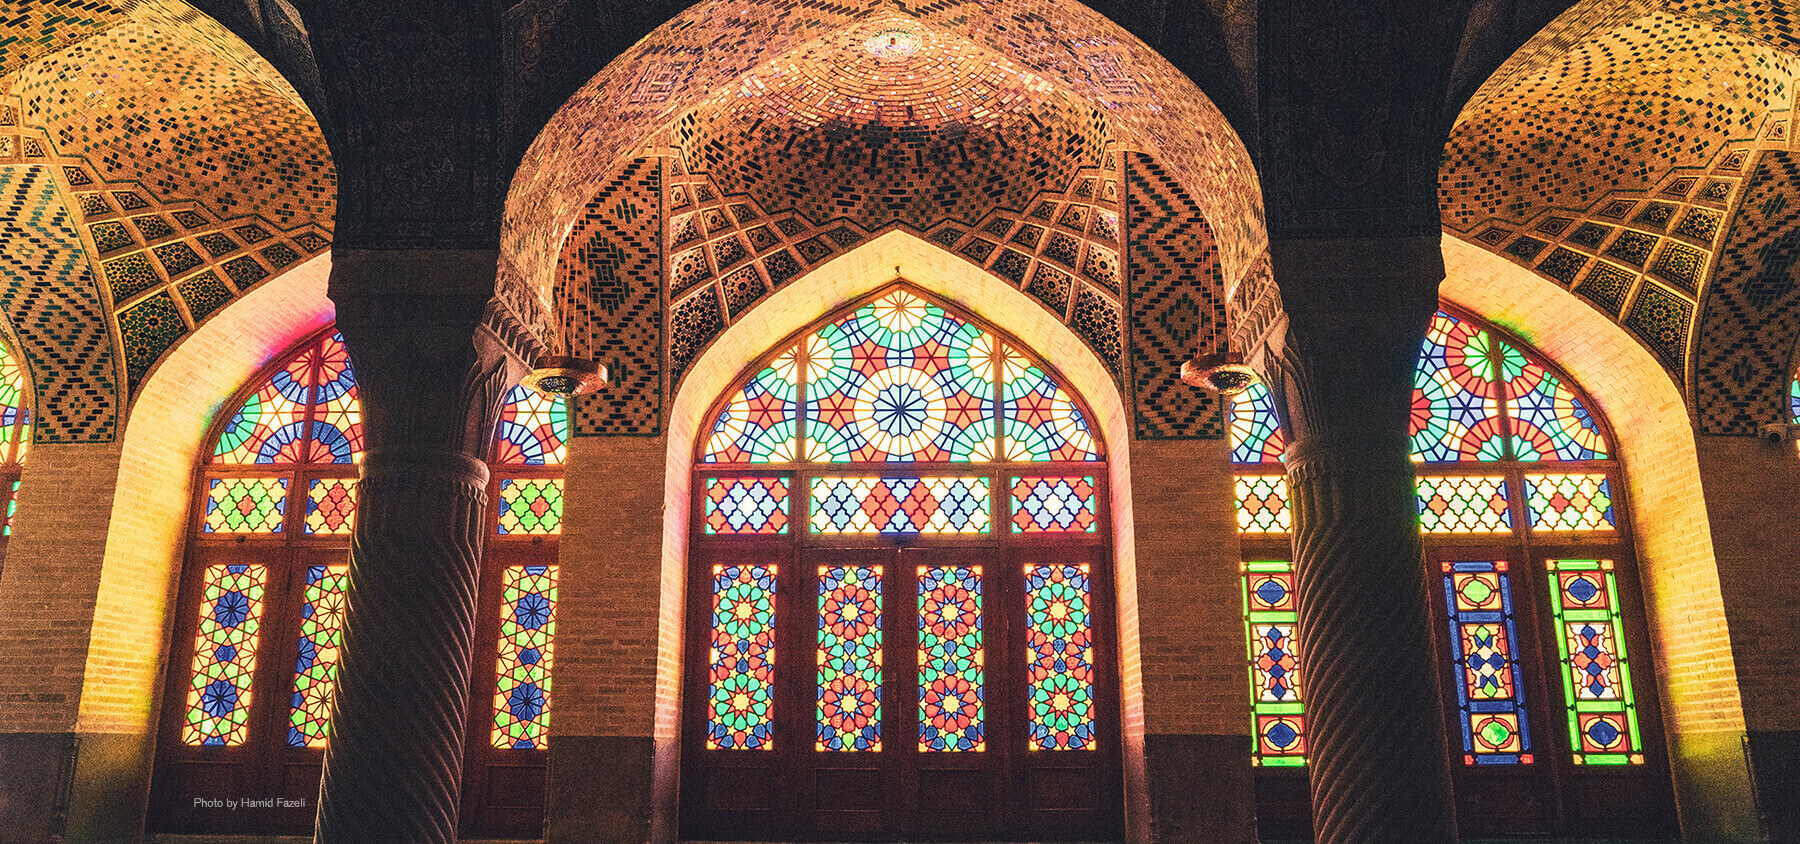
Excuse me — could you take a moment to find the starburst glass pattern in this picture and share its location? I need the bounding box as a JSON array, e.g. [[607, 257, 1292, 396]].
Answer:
[[495, 385, 569, 465], [1242, 561, 1305, 766], [701, 348, 800, 463], [1229, 382, 1285, 464], [1548, 560, 1643, 765], [492, 565, 558, 749], [1235, 474, 1290, 533], [1415, 475, 1511, 533], [1500, 341, 1609, 461], [203, 476, 288, 533], [1000, 348, 1099, 461], [919, 565, 983, 751], [806, 291, 997, 463], [497, 478, 563, 535], [304, 333, 361, 464], [0, 339, 30, 465], [303, 478, 356, 535], [1440, 561, 1532, 765], [1026, 564, 1094, 750], [703, 477, 790, 535], [211, 343, 315, 464], [710, 565, 776, 749], [810, 477, 990, 534], [1412, 311, 1502, 462], [1524, 473, 1615, 531], [184, 564, 266, 746], [1011, 476, 1097, 533], [288, 565, 347, 747], [817, 565, 882, 751]]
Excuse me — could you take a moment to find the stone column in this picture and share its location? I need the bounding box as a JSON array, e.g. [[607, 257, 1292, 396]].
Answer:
[[1255, 235, 1457, 842], [315, 249, 517, 843]]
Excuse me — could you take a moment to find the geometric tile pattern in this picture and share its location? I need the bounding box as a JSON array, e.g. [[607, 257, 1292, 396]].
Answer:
[[1695, 150, 1800, 433], [1443, 10, 1789, 393], [0, 165, 117, 442], [560, 158, 662, 436], [1125, 152, 1225, 439]]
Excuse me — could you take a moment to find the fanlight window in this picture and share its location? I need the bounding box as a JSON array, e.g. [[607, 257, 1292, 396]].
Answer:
[[701, 288, 1101, 466], [154, 326, 566, 838], [1230, 306, 1662, 836]]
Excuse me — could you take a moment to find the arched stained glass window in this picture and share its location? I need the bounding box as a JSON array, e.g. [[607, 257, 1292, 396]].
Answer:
[[1231, 305, 1666, 838], [700, 288, 1100, 466], [153, 326, 565, 839], [685, 285, 1119, 842], [0, 337, 30, 544], [1790, 372, 1798, 423]]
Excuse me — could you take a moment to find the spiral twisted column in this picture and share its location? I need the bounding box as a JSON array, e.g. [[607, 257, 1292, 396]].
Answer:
[[1255, 236, 1458, 843], [314, 249, 517, 844]]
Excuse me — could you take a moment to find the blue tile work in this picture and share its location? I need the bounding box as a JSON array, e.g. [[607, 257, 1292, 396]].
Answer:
[[1126, 152, 1226, 439], [0, 165, 117, 443]]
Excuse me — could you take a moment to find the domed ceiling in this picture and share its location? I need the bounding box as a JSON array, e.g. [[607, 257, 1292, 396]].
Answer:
[[673, 15, 1109, 232]]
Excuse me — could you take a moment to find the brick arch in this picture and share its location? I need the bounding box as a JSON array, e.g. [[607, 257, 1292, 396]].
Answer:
[[1442, 0, 1800, 407], [503, 0, 1263, 345], [1440, 235, 1755, 835], [648, 228, 1150, 839]]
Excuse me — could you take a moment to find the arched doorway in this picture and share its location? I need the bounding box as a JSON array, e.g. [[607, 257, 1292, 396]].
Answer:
[[681, 284, 1122, 840]]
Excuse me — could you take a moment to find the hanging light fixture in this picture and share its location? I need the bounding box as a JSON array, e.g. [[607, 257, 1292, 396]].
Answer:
[[522, 272, 608, 399], [522, 355, 607, 398], [1180, 350, 1258, 396]]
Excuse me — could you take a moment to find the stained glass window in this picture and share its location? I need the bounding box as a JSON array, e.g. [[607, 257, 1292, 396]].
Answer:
[[1790, 373, 1798, 423], [701, 348, 799, 464], [1413, 311, 1503, 462], [203, 477, 289, 533], [1001, 348, 1100, 462], [808, 292, 997, 463], [304, 478, 356, 535], [493, 565, 558, 749], [710, 564, 776, 750], [1011, 476, 1098, 533], [703, 477, 790, 535], [1548, 559, 1643, 765], [810, 476, 991, 534], [210, 331, 363, 466], [3, 478, 18, 537], [184, 564, 266, 746], [818, 565, 882, 751], [1416, 475, 1512, 533], [698, 288, 1103, 466], [497, 478, 564, 535], [919, 565, 983, 752], [1241, 561, 1306, 766], [305, 333, 361, 464], [1501, 341, 1608, 461], [1440, 561, 1532, 765], [495, 386, 569, 466], [289, 565, 346, 748], [1235, 475, 1289, 533], [0, 338, 31, 466], [1524, 473, 1614, 531], [1229, 382, 1284, 464], [1026, 564, 1094, 750]]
